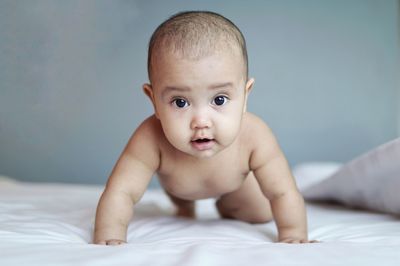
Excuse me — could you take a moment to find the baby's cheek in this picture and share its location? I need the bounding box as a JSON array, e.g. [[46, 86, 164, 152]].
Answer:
[[220, 122, 241, 145], [163, 125, 188, 147]]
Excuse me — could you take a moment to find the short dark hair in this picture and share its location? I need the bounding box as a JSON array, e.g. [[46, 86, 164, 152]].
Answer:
[[147, 11, 248, 82]]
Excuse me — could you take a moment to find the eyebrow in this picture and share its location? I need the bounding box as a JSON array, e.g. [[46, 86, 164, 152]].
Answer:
[[161, 86, 190, 99], [208, 82, 234, 90], [161, 82, 235, 99]]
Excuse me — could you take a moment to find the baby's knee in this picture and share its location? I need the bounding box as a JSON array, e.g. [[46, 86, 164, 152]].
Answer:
[[215, 199, 237, 219], [216, 199, 272, 224]]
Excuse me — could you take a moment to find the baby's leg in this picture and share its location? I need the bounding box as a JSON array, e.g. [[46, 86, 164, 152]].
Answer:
[[216, 172, 272, 224], [165, 191, 195, 218]]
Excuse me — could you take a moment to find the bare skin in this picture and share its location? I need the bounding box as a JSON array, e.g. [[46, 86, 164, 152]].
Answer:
[[94, 49, 315, 245]]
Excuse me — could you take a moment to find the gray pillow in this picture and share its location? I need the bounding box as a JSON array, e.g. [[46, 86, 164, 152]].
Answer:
[[302, 138, 400, 216]]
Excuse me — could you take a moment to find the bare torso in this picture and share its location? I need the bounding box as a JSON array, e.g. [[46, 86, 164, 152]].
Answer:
[[155, 117, 253, 200]]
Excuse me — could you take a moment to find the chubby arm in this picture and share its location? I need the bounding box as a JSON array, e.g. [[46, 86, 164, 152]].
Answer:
[[248, 115, 310, 243], [94, 116, 161, 245]]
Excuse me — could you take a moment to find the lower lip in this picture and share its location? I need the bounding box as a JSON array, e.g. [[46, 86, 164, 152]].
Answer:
[[191, 140, 215, 151]]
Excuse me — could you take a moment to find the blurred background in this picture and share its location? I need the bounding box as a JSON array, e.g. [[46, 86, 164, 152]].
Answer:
[[1, 0, 399, 186]]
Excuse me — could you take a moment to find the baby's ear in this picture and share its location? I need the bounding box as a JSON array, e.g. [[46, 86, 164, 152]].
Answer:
[[243, 78, 255, 113], [245, 78, 255, 94], [143, 83, 154, 99], [143, 84, 159, 118]]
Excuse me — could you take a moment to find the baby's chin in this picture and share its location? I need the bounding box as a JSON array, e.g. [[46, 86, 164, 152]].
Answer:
[[177, 141, 234, 159], [190, 149, 220, 159]]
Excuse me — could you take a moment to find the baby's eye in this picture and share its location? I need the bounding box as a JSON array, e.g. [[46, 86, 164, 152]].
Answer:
[[213, 96, 228, 106], [173, 98, 189, 108]]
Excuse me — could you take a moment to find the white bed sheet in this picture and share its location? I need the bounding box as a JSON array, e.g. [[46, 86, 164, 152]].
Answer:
[[1, 176, 400, 266]]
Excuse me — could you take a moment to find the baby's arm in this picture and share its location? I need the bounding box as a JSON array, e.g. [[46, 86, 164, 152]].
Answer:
[[248, 116, 310, 243], [93, 116, 160, 245]]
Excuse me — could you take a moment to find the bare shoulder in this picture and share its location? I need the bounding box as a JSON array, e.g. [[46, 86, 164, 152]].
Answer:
[[124, 115, 162, 169], [241, 112, 275, 144], [241, 112, 283, 170], [134, 115, 163, 139]]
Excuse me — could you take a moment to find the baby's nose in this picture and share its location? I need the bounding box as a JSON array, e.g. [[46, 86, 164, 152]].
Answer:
[[190, 111, 212, 129]]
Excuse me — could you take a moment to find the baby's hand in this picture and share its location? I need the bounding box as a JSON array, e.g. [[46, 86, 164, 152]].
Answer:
[[94, 239, 127, 245], [279, 237, 319, 244]]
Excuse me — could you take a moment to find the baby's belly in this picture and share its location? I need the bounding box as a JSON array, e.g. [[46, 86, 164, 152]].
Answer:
[[158, 173, 247, 200]]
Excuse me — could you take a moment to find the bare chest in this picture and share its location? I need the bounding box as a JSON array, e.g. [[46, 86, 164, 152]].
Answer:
[[157, 150, 250, 200]]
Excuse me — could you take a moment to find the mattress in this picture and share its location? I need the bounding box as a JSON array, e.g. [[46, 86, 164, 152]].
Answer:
[[1, 172, 399, 266]]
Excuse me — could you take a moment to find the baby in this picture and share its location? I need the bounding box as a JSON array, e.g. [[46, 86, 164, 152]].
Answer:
[[94, 11, 314, 245]]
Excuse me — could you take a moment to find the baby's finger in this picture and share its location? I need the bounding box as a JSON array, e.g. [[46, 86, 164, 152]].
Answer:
[[280, 238, 299, 244], [280, 238, 319, 244], [299, 239, 319, 244], [94, 240, 107, 245], [106, 239, 127, 245]]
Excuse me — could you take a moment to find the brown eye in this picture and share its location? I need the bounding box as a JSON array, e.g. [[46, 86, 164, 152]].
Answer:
[[213, 96, 227, 106], [173, 98, 188, 108]]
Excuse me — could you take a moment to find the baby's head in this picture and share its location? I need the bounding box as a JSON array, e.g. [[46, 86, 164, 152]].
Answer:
[[147, 10, 248, 83], [144, 11, 254, 158]]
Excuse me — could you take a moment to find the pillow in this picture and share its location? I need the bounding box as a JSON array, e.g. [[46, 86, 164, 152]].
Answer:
[[302, 137, 400, 216], [0, 175, 18, 185], [293, 162, 342, 192]]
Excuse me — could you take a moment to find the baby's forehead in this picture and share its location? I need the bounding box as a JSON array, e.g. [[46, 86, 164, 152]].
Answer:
[[150, 40, 246, 80], [153, 35, 242, 62], [150, 47, 246, 86]]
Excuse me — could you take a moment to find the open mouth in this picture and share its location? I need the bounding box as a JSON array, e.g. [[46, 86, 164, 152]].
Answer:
[[192, 138, 213, 143], [191, 138, 215, 151]]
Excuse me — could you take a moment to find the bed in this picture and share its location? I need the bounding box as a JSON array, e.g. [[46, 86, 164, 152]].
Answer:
[[1, 138, 400, 265]]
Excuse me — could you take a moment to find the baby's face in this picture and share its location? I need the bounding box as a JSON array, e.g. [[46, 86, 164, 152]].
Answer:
[[145, 50, 253, 158]]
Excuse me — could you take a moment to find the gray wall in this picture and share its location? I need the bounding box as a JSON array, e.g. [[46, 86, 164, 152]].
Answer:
[[1, 0, 399, 185]]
